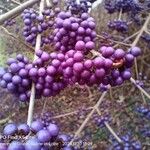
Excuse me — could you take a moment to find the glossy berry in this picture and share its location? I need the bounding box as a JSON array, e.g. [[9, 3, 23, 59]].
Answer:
[[37, 129, 51, 143], [8, 141, 25, 150], [3, 123, 18, 136], [25, 138, 41, 150], [31, 120, 44, 133], [47, 123, 59, 137]]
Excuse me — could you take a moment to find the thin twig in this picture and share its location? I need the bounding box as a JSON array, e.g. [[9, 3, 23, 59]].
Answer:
[[145, 30, 150, 35], [105, 122, 122, 142], [113, 30, 140, 48], [96, 107, 122, 143], [131, 14, 150, 79], [0, 113, 15, 125], [97, 34, 131, 47], [85, 85, 93, 99], [11, 0, 20, 5], [109, 87, 113, 101], [130, 77, 150, 100], [0, 26, 34, 52], [131, 14, 150, 47], [45, 0, 52, 8], [51, 107, 94, 119], [27, 0, 45, 127], [118, 9, 122, 20], [124, 31, 140, 42], [41, 99, 48, 116], [0, 0, 40, 25]]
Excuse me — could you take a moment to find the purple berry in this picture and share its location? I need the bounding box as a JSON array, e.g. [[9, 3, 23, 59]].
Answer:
[[25, 138, 41, 150], [8, 141, 24, 150], [73, 62, 84, 73], [130, 47, 141, 57], [47, 123, 59, 137], [75, 41, 85, 51], [114, 49, 125, 59], [3, 123, 18, 136], [37, 129, 51, 143], [31, 120, 44, 133]]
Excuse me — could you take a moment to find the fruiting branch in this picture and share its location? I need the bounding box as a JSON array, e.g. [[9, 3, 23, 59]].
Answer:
[[131, 13, 150, 79], [27, 0, 45, 127]]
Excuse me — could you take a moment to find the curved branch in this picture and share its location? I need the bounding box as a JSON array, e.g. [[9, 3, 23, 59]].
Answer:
[[0, 0, 40, 25]]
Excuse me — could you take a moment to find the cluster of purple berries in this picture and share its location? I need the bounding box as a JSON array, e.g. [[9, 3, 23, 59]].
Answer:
[[135, 80, 145, 88], [30, 49, 68, 98], [53, 12, 96, 53], [136, 105, 150, 120], [56, 45, 140, 87], [134, 105, 150, 138], [104, 0, 141, 14], [0, 9, 142, 102], [22, 9, 53, 47], [0, 54, 32, 102], [108, 133, 142, 150], [0, 45, 141, 102], [104, 0, 143, 26], [108, 20, 128, 32], [98, 46, 141, 87], [141, 34, 150, 47], [66, 0, 92, 14], [3, 19, 16, 27], [0, 119, 74, 150], [0, 50, 68, 101], [135, 73, 147, 88], [140, 124, 150, 138], [36, 112, 53, 127], [94, 113, 111, 128], [22, 0, 60, 47], [98, 83, 109, 92]]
